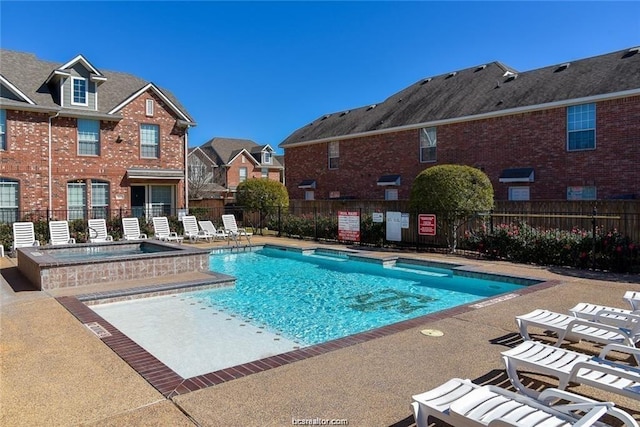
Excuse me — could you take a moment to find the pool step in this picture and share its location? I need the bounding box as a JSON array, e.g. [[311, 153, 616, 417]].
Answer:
[[303, 253, 348, 262], [388, 266, 450, 277]]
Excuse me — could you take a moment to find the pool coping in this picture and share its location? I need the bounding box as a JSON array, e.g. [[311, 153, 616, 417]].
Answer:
[[55, 246, 562, 398]]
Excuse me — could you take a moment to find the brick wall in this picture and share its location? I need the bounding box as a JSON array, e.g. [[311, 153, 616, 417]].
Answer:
[[284, 96, 640, 200]]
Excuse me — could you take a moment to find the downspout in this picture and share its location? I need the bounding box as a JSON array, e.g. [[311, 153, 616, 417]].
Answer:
[[48, 111, 60, 218], [184, 126, 189, 213]]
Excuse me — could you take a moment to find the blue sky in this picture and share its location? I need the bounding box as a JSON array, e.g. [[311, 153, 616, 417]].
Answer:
[[1, 1, 639, 153]]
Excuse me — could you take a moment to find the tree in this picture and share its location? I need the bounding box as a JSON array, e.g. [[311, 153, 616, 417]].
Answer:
[[409, 164, 493, 251], [236, 179, 289, 229]]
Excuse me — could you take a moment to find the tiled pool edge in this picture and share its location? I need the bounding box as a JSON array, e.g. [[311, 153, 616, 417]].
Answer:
[[55, 278, 561, 398]]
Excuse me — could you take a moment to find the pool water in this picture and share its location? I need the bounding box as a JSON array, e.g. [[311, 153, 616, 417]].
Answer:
[[191, 247, 525, 345]]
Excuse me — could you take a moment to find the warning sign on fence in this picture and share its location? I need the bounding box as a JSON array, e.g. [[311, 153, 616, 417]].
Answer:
[[418, 214, 436, 236], [338, 211, 360, 242]]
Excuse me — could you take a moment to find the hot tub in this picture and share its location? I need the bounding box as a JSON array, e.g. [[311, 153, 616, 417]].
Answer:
[[17, 240, 210, 290]]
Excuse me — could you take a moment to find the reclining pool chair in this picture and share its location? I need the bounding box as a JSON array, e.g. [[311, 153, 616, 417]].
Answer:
[[198, 220, 228, 241], [516, 308, 640, 348], [12, 221, 40, 251], [152, 216, 184, 244], [411, 377, 638, 427], [121, 217, 148, 240], [181, 215, 211, 243], [48, 220, 76, 245], [87, 219, 114, 243], [501, 340, 640, 401], [221, 214, 252, 245], [569, 290, 640, 322]]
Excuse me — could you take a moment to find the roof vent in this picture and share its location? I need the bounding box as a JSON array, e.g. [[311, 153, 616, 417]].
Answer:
[[321, 114, 331, 121], [366, 104, 377, 111], [555, 63, 570, 72], [397, 98, 403, 103], [446, 71, 457, 79], [503, 70, 516, 77], [420, 78, 432, 85], [505, 74, 518, 82], [339, 110, 350, 117], [475, 64, 487, 72], [623, 47, 640, 58]]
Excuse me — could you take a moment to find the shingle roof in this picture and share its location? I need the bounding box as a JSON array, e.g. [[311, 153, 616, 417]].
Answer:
[[280, 47, 640, 147], [0, 49, 194, 122], [197, 137, 283, 168]]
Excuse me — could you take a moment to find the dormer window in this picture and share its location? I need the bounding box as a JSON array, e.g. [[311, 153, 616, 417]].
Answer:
[[263, 151, 272, 164], [72, 77, 88, 106]]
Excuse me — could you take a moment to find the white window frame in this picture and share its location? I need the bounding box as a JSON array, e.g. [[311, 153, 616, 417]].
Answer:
[[261, 168, 269, 178], [67, 181, 87, 220], [140, 124, 160, 158], [304, 190, 315, 200], [420, 127, 437, 163], [508, 187, 530, 201], [567, 103, 596, 151], [328, 141, 339, 169], [262, 151, 272, 164], [0, 178, 19, 223], [146, 99, 154, 117], [0, 109, 6, 150], [71, 77, 88, 106], [385, 188, 398, 201], [91, 181, 110, 218], [77, 119, 100, 156], [239, 167, 247, 183]]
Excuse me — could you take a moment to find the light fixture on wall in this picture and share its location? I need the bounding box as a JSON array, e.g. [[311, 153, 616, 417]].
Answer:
[[115, 135, 123, 143]]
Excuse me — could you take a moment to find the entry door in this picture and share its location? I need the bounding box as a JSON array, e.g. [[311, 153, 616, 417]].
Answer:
[[131, 186, 146, 218]]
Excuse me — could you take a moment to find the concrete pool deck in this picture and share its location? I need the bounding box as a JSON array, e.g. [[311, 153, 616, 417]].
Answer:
[[1, 236, 639, 426]]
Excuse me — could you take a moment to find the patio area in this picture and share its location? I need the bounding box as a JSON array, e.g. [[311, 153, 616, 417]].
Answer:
[[1, 235, 639, 426]]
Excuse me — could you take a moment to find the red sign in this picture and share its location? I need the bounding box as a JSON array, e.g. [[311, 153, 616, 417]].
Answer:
[[418, 214, 436, 236]]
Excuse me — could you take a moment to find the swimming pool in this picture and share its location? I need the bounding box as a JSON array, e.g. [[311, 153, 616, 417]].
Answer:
[[90, 245, 538, 378], [195, 247, 527, 345]]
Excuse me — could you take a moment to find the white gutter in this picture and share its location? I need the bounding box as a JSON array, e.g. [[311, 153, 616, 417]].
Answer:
[[283, 88, 640, 148], [48, 111, 60, 218]]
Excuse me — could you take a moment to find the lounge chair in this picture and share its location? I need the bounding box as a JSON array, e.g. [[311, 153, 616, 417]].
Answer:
[[48, 220, 76, 245], [152, 217, 184, 244], [516, 308, 640, 347], [181, 215, 211, 243], [221, 214, 252, 245], [87, 219, 114, 243], [121, 217, 148, 240], [570, 291, 640, 321], [12, 221, 40, 251], [0, 244, 4, 257], [625, 290, 640, 311], [198, 220, 228, 241], [502, 339, 640, 401], [412, 377, 638, 427]]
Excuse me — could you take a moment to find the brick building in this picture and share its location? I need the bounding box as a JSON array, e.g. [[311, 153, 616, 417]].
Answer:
[[0, 50, 195, 222], [188, 137, 284, 203], [280, 47, 640, 201]]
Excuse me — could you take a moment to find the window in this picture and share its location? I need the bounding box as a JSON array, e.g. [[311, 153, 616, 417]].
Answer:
[[328, 141, 339, 169], [263, 151, 272, 164], [0, 178, 19, 223], [385, 188, 398, 201], [150, 185, 172, 216], [91, 181, 109, 218], [0, 109, 6, 150], [305, 190, 315, 200], [567, 103, 595, 151], [239, 167, 247, 183], [261, 168, 269, 178], [140, 124, 159, 158], [72, 77, 87, 106], [567, 186, 596, 200], [146, 99, 154, 117], [67, 181, 87, 220], [78, 119, 100, 156], [420, 127, 437, 162], [508, 187, 530, 201]]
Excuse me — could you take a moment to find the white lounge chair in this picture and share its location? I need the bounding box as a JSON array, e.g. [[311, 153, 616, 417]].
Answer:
[[87, 219, 113, 243], [516, 308, 640, 347], [0, 244, 4, 257], [502, 340, 640, 401], [570, 291, 640, 322], [198, 220, 228, 241], [121, 217, 147, 240], [412, 378, 638, 427], [152, 217, 184, 244], [48, 220, 76, 245], [625, 291, 640, 311], [12, 221, 40, 251], [181, 215, 211, 243], [221, 214, 252, 245]]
